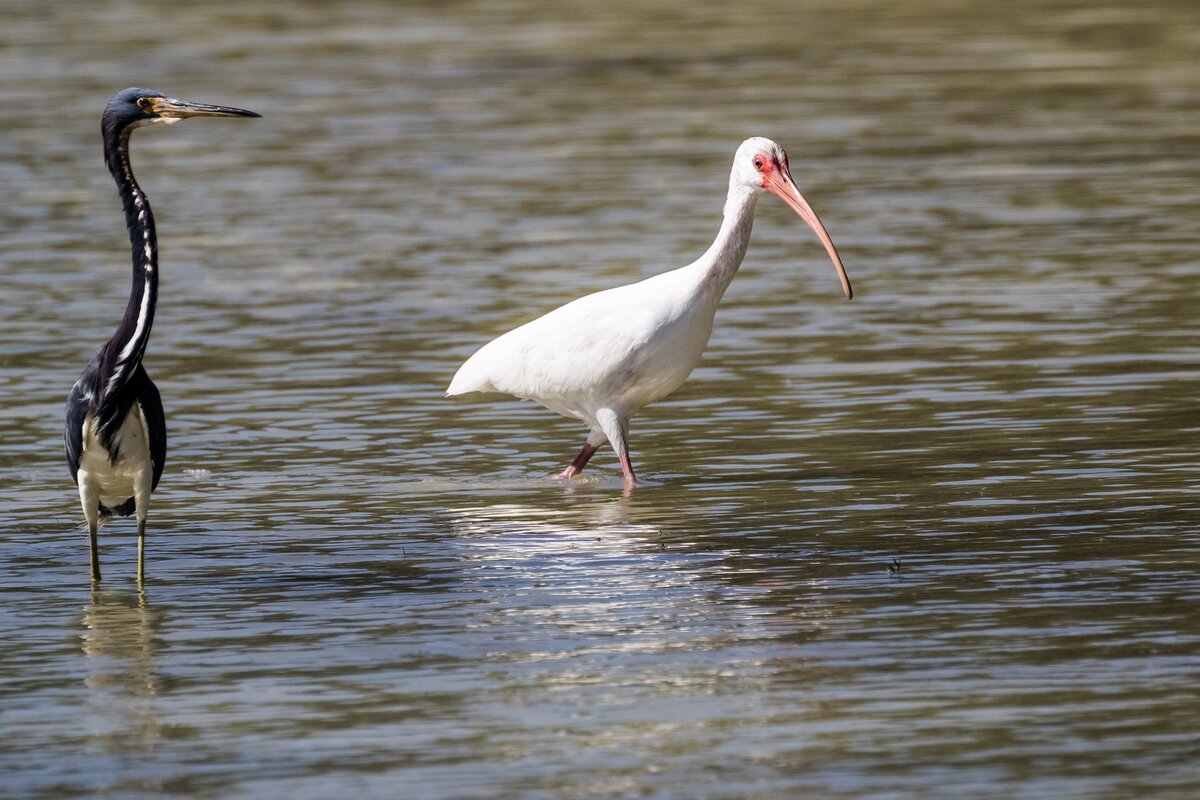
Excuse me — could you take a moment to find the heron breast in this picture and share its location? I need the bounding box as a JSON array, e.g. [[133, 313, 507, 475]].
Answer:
[[77, 404, 154, 494]]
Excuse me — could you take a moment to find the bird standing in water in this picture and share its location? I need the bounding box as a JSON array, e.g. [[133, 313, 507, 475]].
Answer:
[[65, 88, 258, 583], [448, 137, 853, 487]]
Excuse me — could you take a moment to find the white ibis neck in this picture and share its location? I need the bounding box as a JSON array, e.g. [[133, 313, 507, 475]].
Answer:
[[686, 183, 760, 304]]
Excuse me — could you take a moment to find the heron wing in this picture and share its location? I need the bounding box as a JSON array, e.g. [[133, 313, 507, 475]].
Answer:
[[131, 365, 167, 491], [64, 356, 101, 486]]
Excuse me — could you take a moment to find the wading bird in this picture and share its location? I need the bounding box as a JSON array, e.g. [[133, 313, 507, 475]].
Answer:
[[447, 137, 853, 487], [65, 88, 258, 583]]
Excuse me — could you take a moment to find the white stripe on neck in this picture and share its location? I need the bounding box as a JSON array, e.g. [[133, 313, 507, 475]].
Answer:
[[105, 278, 152, 395]]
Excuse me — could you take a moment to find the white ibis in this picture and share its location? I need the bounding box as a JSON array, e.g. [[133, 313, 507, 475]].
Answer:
[[447, 137, 853, 487]]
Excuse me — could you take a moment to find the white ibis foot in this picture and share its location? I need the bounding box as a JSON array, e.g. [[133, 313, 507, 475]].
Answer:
[[557, 442, 600, 480]]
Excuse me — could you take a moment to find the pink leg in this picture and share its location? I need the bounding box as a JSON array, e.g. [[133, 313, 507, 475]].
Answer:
[[558, 442, 600, 479], [618, 451, 638, 488]]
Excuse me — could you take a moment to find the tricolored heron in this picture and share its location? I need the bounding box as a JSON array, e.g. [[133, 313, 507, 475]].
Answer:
[[65, 88, 258, 583], [447, 137, 852, 487]]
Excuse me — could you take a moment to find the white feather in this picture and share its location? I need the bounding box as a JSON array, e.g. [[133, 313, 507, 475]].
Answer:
[[446, 137, 845, 480], [76, 402, 155, 512]]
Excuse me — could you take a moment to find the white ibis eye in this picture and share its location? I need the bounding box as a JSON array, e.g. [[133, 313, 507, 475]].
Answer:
[[753, 158, 764, 169]]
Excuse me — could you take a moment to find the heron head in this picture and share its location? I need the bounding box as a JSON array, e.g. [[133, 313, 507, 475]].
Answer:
[[104, 87, 260, 132], [732, 137, 853, 301]]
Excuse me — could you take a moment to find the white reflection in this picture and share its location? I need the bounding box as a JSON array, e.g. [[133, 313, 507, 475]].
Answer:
[[450, 500, 670, 556], [78, 589, 165, 752], [446, 501, 763, 655], [450, 498, 839, 650]]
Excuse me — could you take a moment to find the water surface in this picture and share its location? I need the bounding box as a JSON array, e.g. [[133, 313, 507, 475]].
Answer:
[[1, 1, 1198, 797]]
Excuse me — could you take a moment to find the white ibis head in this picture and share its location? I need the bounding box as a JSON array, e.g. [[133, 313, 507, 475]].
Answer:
[[734, 137, 853, 300]]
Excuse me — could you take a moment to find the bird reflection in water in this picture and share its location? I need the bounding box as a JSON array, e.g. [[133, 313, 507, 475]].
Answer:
[[78, 588, 166, 753]]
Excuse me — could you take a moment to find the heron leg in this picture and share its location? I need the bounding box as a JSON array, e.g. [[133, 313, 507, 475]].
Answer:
[[78, 473, 102, 582], [137, 518, 146, 585], [134, 472, 151, 585], [88, 522, 102, 583]]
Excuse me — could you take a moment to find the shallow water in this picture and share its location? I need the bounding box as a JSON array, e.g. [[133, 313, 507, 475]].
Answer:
[[2, 1, 1199, 797]]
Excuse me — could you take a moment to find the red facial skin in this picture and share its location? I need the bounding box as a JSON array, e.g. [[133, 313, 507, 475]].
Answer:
[[754, 153, 853, 301]]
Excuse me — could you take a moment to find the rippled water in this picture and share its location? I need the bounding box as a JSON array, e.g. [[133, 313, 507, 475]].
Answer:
[[2, 1, 1199, 797]]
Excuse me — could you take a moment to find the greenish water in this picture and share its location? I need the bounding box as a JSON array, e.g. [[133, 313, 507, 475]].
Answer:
[[1, 1, 1198, 798]]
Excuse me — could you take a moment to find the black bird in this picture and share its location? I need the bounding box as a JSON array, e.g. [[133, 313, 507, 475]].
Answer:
[[65, 88, 258, 583]]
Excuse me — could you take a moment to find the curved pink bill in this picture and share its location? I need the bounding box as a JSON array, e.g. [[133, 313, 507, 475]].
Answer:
[[765, 164, 853, 301]]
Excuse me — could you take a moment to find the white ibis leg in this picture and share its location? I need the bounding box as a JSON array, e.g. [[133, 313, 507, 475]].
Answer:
[[596, 408, 637, 487], [558, 429, 606, 479], [617, 451, 638, 486], [78, 472, 102, 582], [559, 443, 599, 479]]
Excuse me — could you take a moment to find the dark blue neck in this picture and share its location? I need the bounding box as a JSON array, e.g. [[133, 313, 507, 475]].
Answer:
[[97, 124, 158, 403]]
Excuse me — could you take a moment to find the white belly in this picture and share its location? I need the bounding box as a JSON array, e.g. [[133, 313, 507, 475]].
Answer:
[[77, 404, 154, 507]]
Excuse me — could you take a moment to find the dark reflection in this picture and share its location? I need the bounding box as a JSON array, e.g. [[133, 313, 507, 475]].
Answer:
[[77, 589, 166, 752]]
